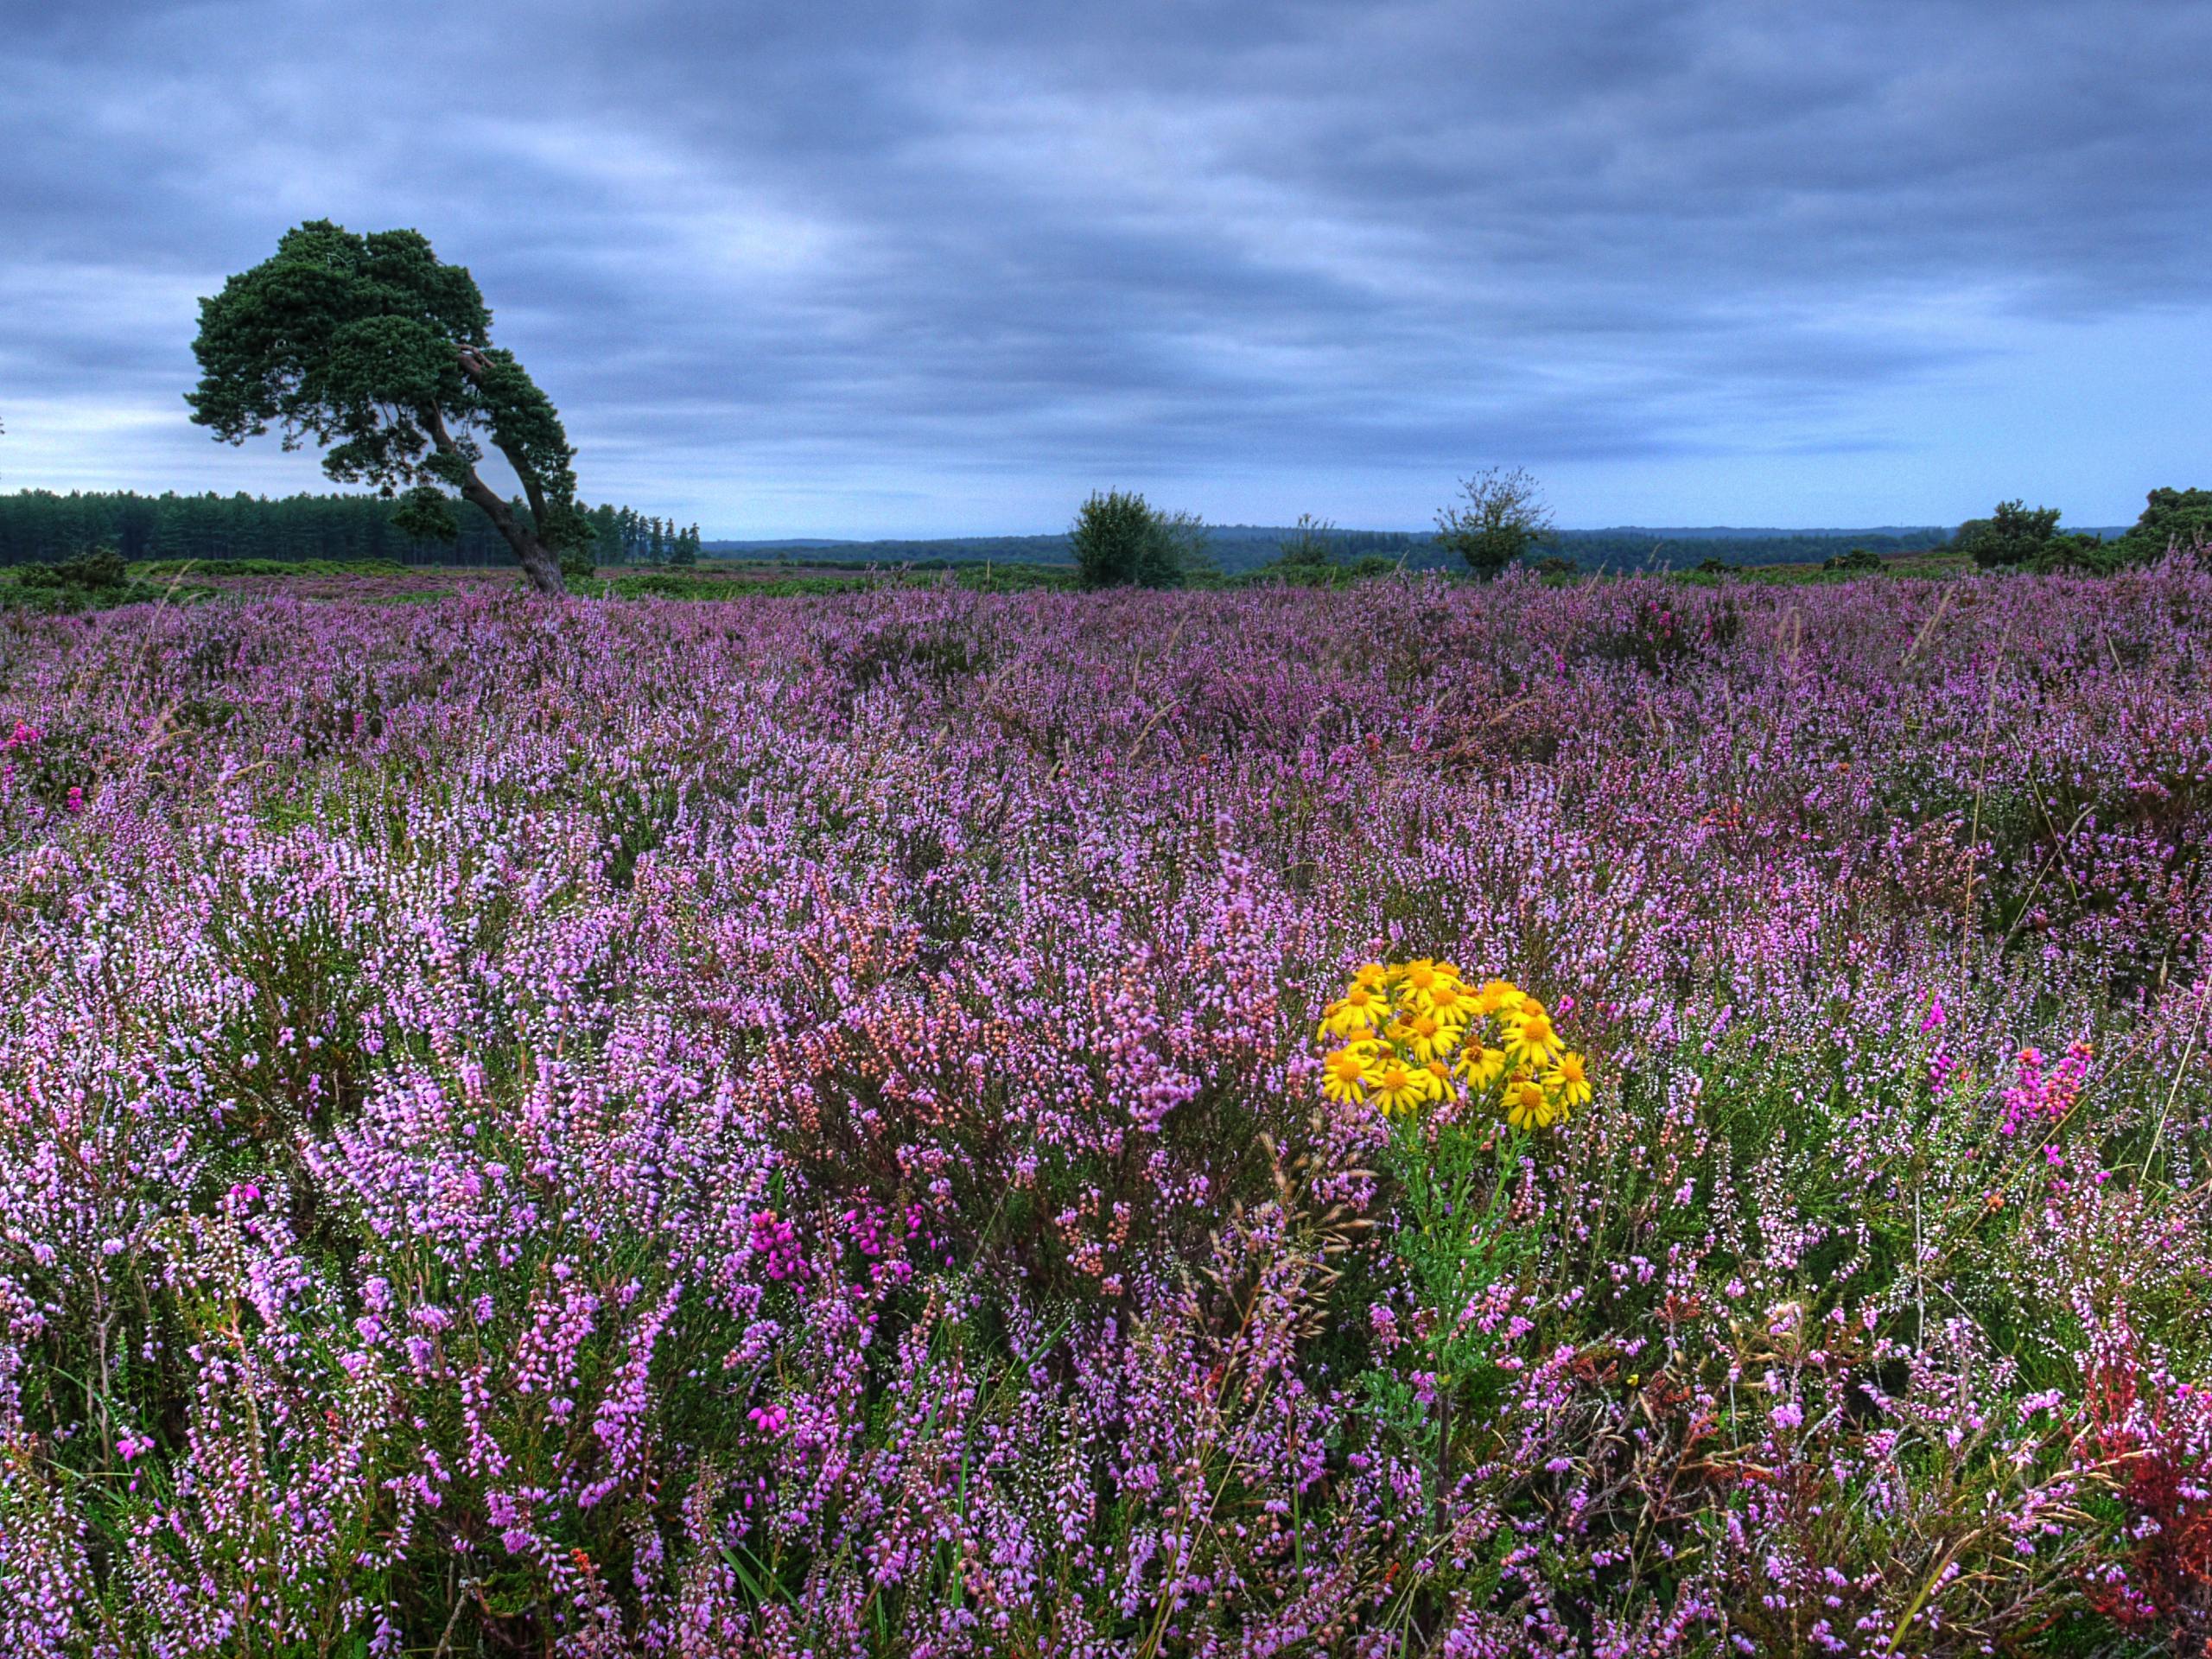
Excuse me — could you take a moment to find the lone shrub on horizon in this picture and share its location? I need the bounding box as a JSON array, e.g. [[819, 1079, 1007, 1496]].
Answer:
[[1823, 546, 1884, 573], [1069, 489, 1204, 588], [1275, 512, 1340, 569], [1435, 466, 1555, 580]]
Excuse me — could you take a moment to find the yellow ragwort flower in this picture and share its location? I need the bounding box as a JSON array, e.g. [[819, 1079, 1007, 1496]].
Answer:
[[1393, 958, 1461, 1011], [1545, 1051, 1592, 1109], [1425, 977, 1474, 1028], [1370, 1057, 1440, 1116], [1471, 978, 1527, 1019], [1504, 1006, 1565, 1070], [1320, 1042, 1383, 1104], [1318, 961, 1589, 1131], [1319, 982, 1390, 1039], [1398, 1010, 1460, 1064], [1454, 1043, 1508, 1090], [1504, 1072, 1559, 1132]]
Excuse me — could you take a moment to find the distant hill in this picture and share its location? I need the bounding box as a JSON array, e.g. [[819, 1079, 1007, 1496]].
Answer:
[[702, 524, 1961, 574]]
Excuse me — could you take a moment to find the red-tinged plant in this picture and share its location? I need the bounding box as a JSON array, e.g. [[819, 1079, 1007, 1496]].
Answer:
[[2083, 1320, 2212, 1644]]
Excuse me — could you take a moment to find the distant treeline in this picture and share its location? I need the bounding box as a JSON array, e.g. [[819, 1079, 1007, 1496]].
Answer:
[[0, 490, 693, 569], [1554, 527, 1950, 569], [704, 525, 1441, 573], [1, 492, 1965, 575], [708, 524, 1955, 574]]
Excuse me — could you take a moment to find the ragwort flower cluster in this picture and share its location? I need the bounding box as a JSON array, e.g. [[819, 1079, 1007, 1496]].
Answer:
[[1319, 959, 1591, 1128]]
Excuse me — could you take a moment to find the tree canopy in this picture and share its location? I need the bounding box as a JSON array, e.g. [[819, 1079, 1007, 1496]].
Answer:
[[188, 221, 589, 594]]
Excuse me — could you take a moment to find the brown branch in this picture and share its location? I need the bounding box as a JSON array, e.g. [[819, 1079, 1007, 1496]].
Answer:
[[417, 401, 564, 594], [453, 349, 551, 526]]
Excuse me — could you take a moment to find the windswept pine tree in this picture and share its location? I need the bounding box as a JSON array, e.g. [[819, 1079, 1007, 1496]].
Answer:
[[187, 220, 594, 594]]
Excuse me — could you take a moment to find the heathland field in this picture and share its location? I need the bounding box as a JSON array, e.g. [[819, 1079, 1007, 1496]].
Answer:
[[2, 565, 2209, 1655]]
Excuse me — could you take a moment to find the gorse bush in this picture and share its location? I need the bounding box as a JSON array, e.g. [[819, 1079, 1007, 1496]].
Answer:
[[18, 544, 127, 591], [0, 568, 2209, 1653], [1823, 545, 1884, 573], [3, 545, 184, 614]]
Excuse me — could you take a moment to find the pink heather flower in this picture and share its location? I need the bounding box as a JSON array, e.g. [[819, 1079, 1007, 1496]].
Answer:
[[65, 785, 86, 813], [1921, 991, 1944, 1033]]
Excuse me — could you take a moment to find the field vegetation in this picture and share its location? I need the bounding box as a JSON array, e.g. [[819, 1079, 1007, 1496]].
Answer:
[[0, 557, 2208, 1655]]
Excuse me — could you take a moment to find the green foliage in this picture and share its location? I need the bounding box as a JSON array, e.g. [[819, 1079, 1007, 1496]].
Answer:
[[1068, 489, 1205, 589], [390, 482, 459, 544], [18, 543, 126, 593], [1240, 553, 1399, 589], [606, 563, 1072, 601], [1364, 1116, 1534, 1439], [132, 556, 410, 578], [2031, 533, 2123, 575], [2114, 486, 2212, 564], [1274, 512, 1340, 569], [1822, 546, 1885, 573], [611, 570, 875, 600], [0, 543, 189, 613], [187, 220, 588, 594], [1434, 467, 1555, 579], [558, 542, 598, 586], [1956, 500, 2067, 569], [1, 557, 188, 614]]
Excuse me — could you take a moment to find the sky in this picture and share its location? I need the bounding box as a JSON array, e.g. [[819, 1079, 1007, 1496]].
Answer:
[[4, 0, 2212, 538]]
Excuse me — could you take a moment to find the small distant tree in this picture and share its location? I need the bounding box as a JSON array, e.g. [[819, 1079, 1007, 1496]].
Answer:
[[1435, 467, 1555, 580], [187, 220, 592, 595], [669, 524, 699, 567], [1275, 513, 1338, 569], [588, 503, 623, 567], [1955, 500, 2062, 569], [1070, 490, 1203, 588]]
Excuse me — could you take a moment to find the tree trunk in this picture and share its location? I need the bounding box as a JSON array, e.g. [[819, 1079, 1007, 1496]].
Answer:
[[461, 474, 567, 596], [421, 404, 567, 596]]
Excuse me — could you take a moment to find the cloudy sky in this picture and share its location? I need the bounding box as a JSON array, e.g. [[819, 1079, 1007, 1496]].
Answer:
[[5, 0, 2210, 536]]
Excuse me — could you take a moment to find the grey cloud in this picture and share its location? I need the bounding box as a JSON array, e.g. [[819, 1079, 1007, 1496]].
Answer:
[[3, 0, 2210, 531]]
